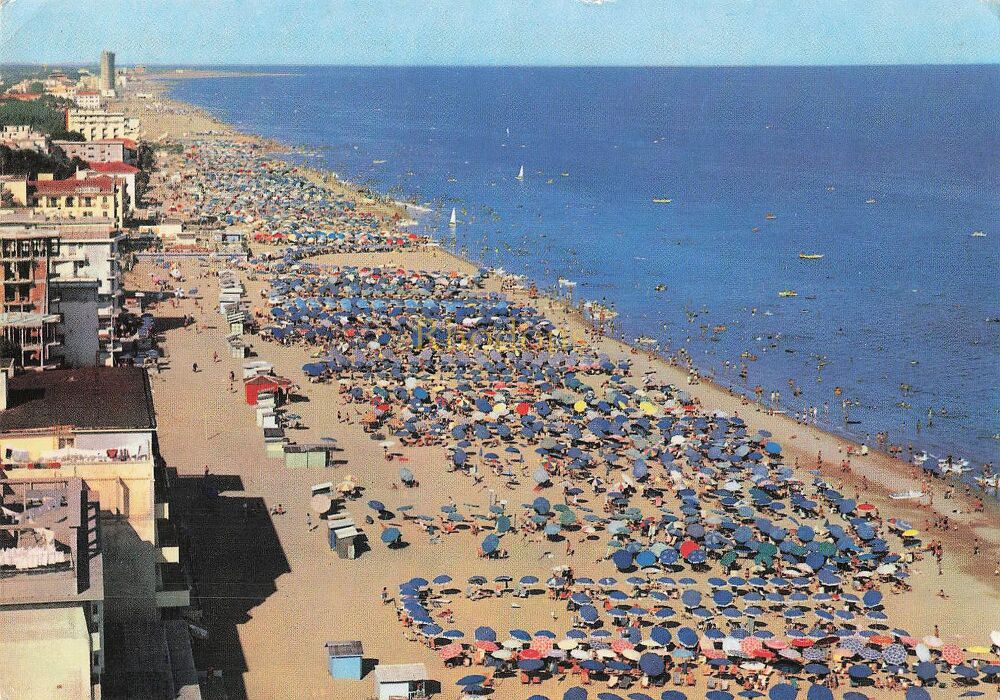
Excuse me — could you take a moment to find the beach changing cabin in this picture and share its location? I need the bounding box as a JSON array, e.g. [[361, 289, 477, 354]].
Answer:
[[283, 443, 332, 469], [244, 374, 293, 406], [373, 663, 428, 700], [327, 514, 360, 559], [325, 640, 363, 680]]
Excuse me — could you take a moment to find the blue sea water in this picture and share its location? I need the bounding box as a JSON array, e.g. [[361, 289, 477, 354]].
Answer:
[[170, 65, 1000, 469]]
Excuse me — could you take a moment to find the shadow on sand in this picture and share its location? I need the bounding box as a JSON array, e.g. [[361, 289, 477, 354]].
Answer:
[[171, 470, 291, 700]]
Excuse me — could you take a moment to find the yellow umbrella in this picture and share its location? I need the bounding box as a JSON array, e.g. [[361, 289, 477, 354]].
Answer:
[[639, 401, 657, 415], [573, 400, 587, 412], [902, 529, 919, 537]]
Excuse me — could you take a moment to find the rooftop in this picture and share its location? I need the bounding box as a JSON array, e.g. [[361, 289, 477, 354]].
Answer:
[[32, 176, 118, 196], [87, 161, 140, 175], [0, 367, 156, 434], [0, 477, 103, 606], [373, 663, 427, 684]]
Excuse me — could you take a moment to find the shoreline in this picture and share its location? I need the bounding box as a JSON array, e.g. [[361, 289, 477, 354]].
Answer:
[[127, 79, 1000, 698]]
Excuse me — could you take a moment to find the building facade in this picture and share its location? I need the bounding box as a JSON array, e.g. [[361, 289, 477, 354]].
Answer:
[[29, 175, 126, 228], [66, 110, 138, 142], [52, 138, 137, 165]]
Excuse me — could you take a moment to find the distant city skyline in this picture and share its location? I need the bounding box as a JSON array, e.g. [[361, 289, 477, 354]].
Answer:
[[1, 0, 998, 67]]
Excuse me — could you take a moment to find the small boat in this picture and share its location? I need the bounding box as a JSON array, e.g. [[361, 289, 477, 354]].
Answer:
[[971, 231, 986, 237], [372, 159, 386, 164], [778, 290, 797, 298], [515, 165, 524, 181], [799, 253, 824, 260], [561, 172, 569, 177], [765, 213, 777, 220], [448, 208, 457, 227], [652, 198, 672, 204], [751, 226, 760, 233], [866, 198, 877, 204], [557, 278, 576, 287], [654, 283, 667, 292], [889, 490, 924, 501]]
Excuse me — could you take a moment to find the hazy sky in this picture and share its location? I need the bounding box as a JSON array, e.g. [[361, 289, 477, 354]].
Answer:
[[1, 0, 998, 66]]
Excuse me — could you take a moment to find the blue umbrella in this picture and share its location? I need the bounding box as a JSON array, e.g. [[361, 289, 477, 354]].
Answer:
[[904, 690, 931, 700], [481, 534, 500, 554], [380, 528, 400, 544], [768, 684, 797, 700], [474, 626, 497, 641], [638, 652, 665, 676], [368, 500, 386, 512], [564, 688, 588, 700], [457, 674, 487, 686], [805, 688, 832, 700]]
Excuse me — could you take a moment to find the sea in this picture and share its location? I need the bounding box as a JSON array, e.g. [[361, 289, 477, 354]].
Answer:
[[169, 65, 1000, 473]]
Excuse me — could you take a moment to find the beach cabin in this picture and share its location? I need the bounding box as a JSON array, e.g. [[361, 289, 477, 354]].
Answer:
[[325, 640, 363, 680], [373, 663, 428, 700], [242, 361, 272, 380], [283, 443, 332, 469], [244, 375, 293, 406], [327, 515, 360, 559]]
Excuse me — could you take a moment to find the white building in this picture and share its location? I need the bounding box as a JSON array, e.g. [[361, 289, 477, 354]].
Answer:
[[66, 110, 139, 142]]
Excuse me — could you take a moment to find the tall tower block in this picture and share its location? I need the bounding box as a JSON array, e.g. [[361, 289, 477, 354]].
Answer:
[[100, 50, 115, 93]]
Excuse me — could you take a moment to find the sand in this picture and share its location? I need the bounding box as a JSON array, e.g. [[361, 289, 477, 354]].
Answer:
[[123, 81, 1000, 700]]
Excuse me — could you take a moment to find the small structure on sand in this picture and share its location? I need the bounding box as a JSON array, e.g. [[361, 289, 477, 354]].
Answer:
[[325, 640, 363, 680], [373, 663, 428, 700]]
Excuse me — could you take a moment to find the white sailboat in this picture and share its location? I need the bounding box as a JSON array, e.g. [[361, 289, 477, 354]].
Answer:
[[448, 208, 457, 227], [515, 165, 525, 181]]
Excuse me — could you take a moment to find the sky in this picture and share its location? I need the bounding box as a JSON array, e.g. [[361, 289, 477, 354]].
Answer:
[[1, 0, 998, 66]]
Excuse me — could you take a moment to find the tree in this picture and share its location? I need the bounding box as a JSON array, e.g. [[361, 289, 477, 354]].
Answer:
[[0, 188, 13, 208], [27, 81, 44, 95]]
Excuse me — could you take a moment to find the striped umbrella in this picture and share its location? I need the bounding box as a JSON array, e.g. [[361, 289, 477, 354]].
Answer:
[[882, 644, 907, 665]]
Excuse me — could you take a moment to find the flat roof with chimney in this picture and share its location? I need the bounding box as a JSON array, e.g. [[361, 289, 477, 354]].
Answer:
[[0, 367, 156, 434]]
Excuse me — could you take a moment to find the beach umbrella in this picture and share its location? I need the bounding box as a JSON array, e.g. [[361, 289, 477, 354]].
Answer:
[[563, 689, 588, 700], [432, 574, 452, 585], [915, 661, 937, 681], [457, 674, 487, 686], [768, 686, 797, 700], [904, 690, 931, 700], [380, 528, 401, 544], [805, 688, 832, 700], [481, 534, 500, 555], [638, 653, 664, 677], [368, 500, 386, 512], [518, 658, 545, 672]]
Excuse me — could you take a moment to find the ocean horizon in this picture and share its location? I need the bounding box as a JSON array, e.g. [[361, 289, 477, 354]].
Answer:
[[169, 64, 999, 472]]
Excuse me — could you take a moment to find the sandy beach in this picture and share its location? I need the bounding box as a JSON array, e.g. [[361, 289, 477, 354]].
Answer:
[[124, 82, 1000, 700]]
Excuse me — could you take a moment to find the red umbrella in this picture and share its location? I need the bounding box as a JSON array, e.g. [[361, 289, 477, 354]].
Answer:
[[611, 638, 633, 653], [519, 648, 542, 660], [515, 402, 531, 416], [941, 645, 965, 665], [530, 637, 554, 654], [439, 643, 463, 660], [679, 540, 700, 558], [791, 638, 816, 648], [740, 637, 764, 654], [752, 649, 776, 660], [476, 640, 499, 651], [764, 639, 789, 650]]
